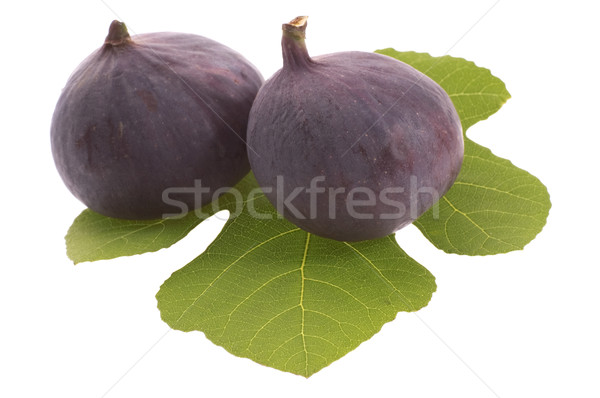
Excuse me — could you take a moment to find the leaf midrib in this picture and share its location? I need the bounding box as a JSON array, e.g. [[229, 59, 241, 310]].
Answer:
[[299, 232, 310, 376]]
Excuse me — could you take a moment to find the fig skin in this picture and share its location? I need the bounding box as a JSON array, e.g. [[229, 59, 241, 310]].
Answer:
[[51, 21, 264, 219], [247, 17, 464, 242]]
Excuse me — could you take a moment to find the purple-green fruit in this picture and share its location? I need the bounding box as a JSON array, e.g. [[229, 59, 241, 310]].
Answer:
[[247, 17, 464, 241], [51, 21, 263, 219]]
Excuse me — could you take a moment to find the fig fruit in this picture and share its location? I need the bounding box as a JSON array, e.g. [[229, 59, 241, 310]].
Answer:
[[247, 16, 464, 241], [51, 20, 263, 219]]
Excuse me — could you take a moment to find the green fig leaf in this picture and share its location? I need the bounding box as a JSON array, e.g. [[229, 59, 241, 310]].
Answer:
[[65, 174, 257, 264], [375, 49, 511, 132], [66, 210, 203, 264], [413, 139, 551, 255], [156, 173, 436, 377], [377, 49, 550, 255]]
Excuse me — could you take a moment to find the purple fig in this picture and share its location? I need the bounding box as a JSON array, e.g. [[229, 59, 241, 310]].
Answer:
[[247, 16, 464, 241], [51, 20, 263, 219]]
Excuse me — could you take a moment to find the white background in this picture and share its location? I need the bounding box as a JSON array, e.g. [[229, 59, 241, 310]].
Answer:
[[1, 0, 598, 397]]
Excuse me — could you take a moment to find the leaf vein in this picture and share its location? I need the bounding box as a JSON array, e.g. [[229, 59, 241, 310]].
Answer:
[[174, 228, 301, 326], [343, 242, 416, 311]]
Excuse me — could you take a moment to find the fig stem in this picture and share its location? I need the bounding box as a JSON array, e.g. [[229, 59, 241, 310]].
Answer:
[[281, 16, 313, 70], [282, 16, 308, 40], [104, 20, 132, 46]]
